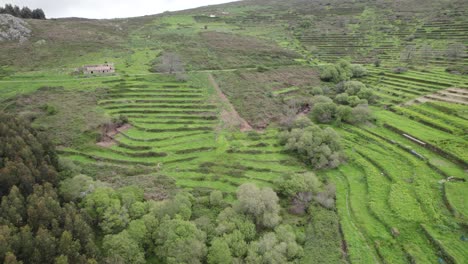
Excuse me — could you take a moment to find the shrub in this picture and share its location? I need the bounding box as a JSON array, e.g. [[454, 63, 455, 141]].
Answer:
[[335, 93, 349, 105], [256, 65, 270, 72], [343, 80, 366, 95], [320, 60, 352, 83], [350, 64, 367, 77], [279, 119, 344, 169], [41, 104, 58, 115], [346, 105, 372, 124], [311, 86, 323, 95], [276, 172, 321, 197], [392, 67, 408, 74], [347, 95, 361, 107], [311, 102, 337, 123], [374, 59, 381, 67]]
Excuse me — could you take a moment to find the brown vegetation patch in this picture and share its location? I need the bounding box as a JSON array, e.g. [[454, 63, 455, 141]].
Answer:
[[404, 88, 468, 106], [7, 86, 109, 147], [97, 123, 131, 147], [214, 66, 321, 128]]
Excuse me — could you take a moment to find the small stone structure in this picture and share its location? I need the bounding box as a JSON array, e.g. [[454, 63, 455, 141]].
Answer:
[[82, 63, 115, 75]]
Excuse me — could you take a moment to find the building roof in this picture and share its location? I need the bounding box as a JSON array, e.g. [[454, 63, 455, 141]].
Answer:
[[84, 66, 113, 71]]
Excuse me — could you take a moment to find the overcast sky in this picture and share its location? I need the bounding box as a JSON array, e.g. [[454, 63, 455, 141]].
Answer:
[[3, 0, 237, 19]]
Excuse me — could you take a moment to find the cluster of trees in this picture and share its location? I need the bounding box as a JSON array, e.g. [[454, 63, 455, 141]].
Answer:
[[314, 60, 375, 125], [61, 176, 308, 264], [0, 113, 98, 263], [320, 60, 368, 83], [0, 4, 46, 19], [279, 116, 345, 169]]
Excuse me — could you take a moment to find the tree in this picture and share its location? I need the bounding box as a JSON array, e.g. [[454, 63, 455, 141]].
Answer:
[[209, 190, 223, 207], [279, 121, 344, 169], [12, 6, 20, 17], [445, 43, 466, 61], [276, 172, 321, 197], [31, 9, 46, 19], [246, 227, 303, 264], [153, 192, 193, 221], [20, 7, 32, 19], [3, 4, 15, 16], [347, 105, 372, 124], [102, 231, 145, 264], [215, 207, 256, 241], [0, 186, 26, 227], [418, 44, 433, 65], [311, 102, 337, 123], [223, 230, 248, 258], [350, 64, 367, 77], [319, 60, 353, 83], [155, 218, 207, 264], [59, 174, 100, 202], [343, 80, 366, 96], [207, 238, 232, 264], [153, 52, 185, 74], [334, 93, 349, 105], [335, 105, 352, 124], [400, 45, 417, 64], [235, 183, 281, 228]]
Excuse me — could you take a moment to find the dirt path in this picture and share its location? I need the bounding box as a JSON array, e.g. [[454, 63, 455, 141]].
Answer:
[[208, 73, 253, 132]]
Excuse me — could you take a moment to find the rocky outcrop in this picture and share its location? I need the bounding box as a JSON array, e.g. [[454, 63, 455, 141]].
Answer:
[[0, 14, 31, 43]]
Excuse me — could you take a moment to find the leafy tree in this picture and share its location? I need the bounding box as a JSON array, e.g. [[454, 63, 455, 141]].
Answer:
[[350, 64, 367, 77], [102, 231, 145, 264], [335, 105, 352, 124], [20, 7, 32, 18], [0, 186, 26, 226], [3, 4, 14, 16], [334, 93, 349, 105], [311, 102, 337, 123], [276, 172, 321, 197], [207, 237, 232, 264], [152, 192, 193, 221], [12, 6, 20, 17], [99, 202, 129, 234], [59, 174, 100, 202], [155, 217, 207, 264], [235, 183, 281, 228], [223, 230, 248, 258], [279, 120, 344, 169], [320, 60, 353, 83], [215, 207, 256, 240], [347, 104, 372, 124], [31, 9, 46, 19], [209, 190, 223, 207], [343, 80, 366, 96], [246, 227, 303, 264]]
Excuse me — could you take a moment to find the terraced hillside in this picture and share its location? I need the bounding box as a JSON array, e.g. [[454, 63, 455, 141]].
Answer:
[[59, 74, 308, 195], [0, 0, 467, 263]]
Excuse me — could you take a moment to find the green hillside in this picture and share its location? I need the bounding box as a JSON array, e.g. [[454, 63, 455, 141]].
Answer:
[[0, 0, 467, 263]]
